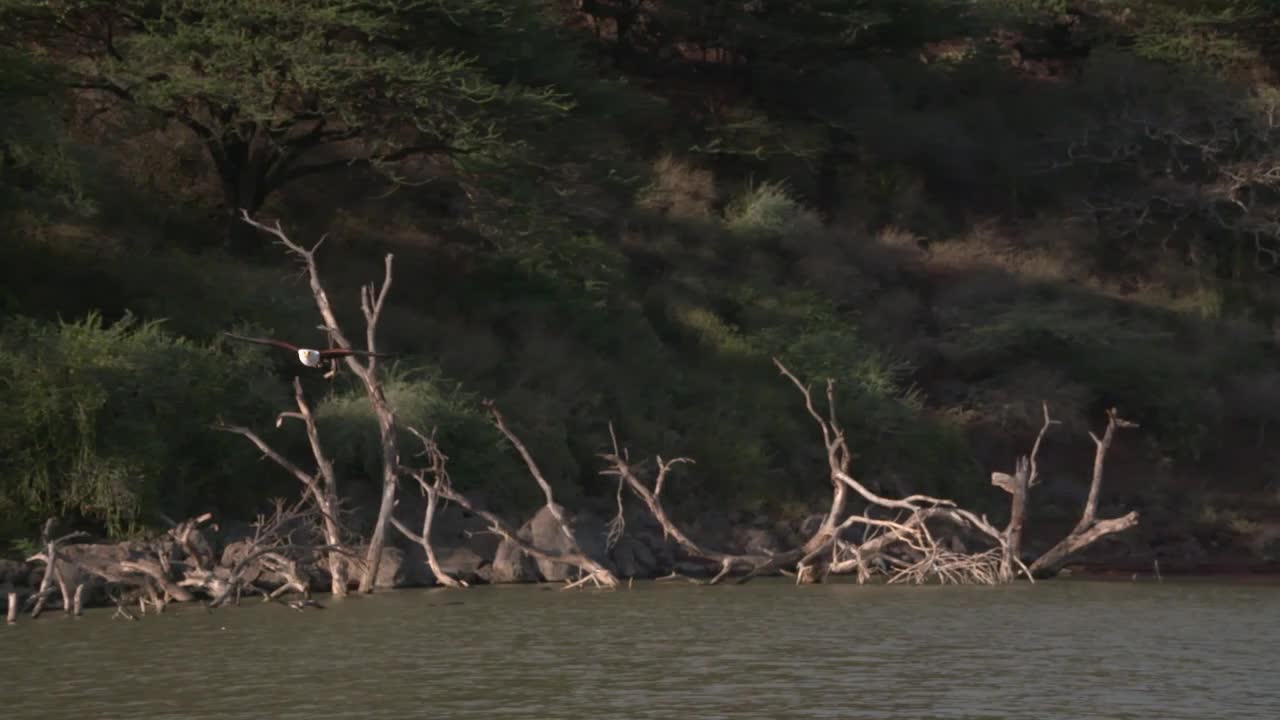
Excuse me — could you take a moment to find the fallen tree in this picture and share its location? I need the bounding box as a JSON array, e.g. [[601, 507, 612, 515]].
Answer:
[[216, 377, 353, 596], [4, 208, 1147, 619], [395, 407, 621, 591], [8, 501, 333, 622], [593, 359, 1141, 586]]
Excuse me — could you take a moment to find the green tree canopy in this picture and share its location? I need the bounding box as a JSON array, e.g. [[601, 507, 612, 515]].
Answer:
[[0, 46, 83, 219], [0, 0, 577, 250]]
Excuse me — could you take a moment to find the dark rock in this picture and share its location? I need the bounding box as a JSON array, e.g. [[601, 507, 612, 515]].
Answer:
[[489, 537, 540, 583], [428, 503, 502, 560], [0, 558, 31, 589], [774, 519, 804, 547], [730, 526, 782, 554], [371, 546, 434, 589], [610, 535, 659, 579], [673, 561, 713, 577], [437, 544, 488, 580], [626, 512, 676, 569], [525, 504, 614, 582], [688, 511, 733, 549]]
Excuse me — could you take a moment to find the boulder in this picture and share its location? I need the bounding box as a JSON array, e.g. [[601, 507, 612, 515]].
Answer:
[[524, 504, 614, 582], [626, 512, 677, 570], [489, 537, 540, 583], [688, 511, 733, 550], [371, 546, 435, 589], [401, 541, 488, 585], [431, 504, 501, 560], [610, 535, 660, 579], [0, 558, 33, 590]]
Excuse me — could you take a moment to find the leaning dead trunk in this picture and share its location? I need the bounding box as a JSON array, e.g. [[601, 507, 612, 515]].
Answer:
[[397, 423, 619, 589], [218, 377, 351, 596], [238, 213, 400, 594], [1029, 409, 1140, 577]]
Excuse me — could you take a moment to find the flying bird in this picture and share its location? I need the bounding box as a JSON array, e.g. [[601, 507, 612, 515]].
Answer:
[[223, 332, 393, 372]]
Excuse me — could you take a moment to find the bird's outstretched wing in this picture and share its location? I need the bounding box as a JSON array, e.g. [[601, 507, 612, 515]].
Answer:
[[318, 348, 396, 360], [223, 332, 301, 352]]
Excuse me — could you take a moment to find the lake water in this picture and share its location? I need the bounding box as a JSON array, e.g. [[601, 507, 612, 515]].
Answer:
[[3, 577, 1277, 719]]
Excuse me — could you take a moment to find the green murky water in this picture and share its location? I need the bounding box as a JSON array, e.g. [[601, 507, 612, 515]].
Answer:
[[3, 577, 1277, 719]]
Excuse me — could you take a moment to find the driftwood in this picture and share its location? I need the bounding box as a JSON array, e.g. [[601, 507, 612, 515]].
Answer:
[[23, 519, 87, 618], [1029, 408, 1140, 576], [595, 358, 1137, 586], [239, 212, 401, 594], [217, 377, 353, 596], [990, 403, 1060, 579], [198, 499, 328, 609], [390, 428, 468, 588], [396, 419, 621, 589], [486, 403, 619, 589], [601, 433, 798, 585]]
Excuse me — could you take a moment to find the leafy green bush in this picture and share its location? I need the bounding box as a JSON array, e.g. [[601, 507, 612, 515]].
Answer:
[[0, 312, 287, 537], [315, 369, 538, 510]]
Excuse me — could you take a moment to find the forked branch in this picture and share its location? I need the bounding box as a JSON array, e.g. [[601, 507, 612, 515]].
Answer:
[[215, 376, 351, 596], [1030, 408, 1140, 576], [486, 403, 619, 588], [238, 212, 401, 594]]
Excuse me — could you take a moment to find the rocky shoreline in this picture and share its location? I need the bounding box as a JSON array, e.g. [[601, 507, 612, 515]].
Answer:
[[4, 499, 1275, 618]]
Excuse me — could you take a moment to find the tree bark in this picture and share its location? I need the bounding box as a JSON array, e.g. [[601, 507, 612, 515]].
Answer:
[[1029, 409, 1140, 577], [359, 405, 400, 593], [217, 378, 351, 598], [390, 428, 469, 588], [237, 215, 400, 594]]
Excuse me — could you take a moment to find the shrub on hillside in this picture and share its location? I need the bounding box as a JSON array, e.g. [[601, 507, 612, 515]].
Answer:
[[0, 312, 286, 538]]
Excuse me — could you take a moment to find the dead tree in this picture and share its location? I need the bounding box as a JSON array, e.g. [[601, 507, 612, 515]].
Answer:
[[601, 430, 796, 584], [486, 403, 620, 588], [240, 212, 400, 593], [396, 419, 620, 590], [390, 428, 469, 588], [217, 377, 352, 596], [1029, 408, 1140, 576], [773, 360, 1020, 584], [990, 403, 1060, 579], [23, 519, 86, 619], [599, 359, 1028, 585], [182, 498, 327, 608]]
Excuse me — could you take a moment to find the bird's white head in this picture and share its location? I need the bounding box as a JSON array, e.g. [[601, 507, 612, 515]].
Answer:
[[297, 348, 322, 367]]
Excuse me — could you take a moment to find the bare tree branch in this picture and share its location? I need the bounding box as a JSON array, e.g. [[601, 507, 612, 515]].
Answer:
[[237, 213, 401, 593], [216, 377, 351, 596], [1030, 408, 1140, 576]]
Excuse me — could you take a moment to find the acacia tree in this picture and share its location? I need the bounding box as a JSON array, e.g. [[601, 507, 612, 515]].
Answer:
[[0, 0, 573, 250]]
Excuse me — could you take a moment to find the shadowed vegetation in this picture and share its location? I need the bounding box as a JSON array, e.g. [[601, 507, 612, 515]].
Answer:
[[2, 0, 1279, 565]]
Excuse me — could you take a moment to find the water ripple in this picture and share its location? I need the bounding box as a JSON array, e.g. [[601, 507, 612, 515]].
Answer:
[[1, 579, 1277, 719]]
